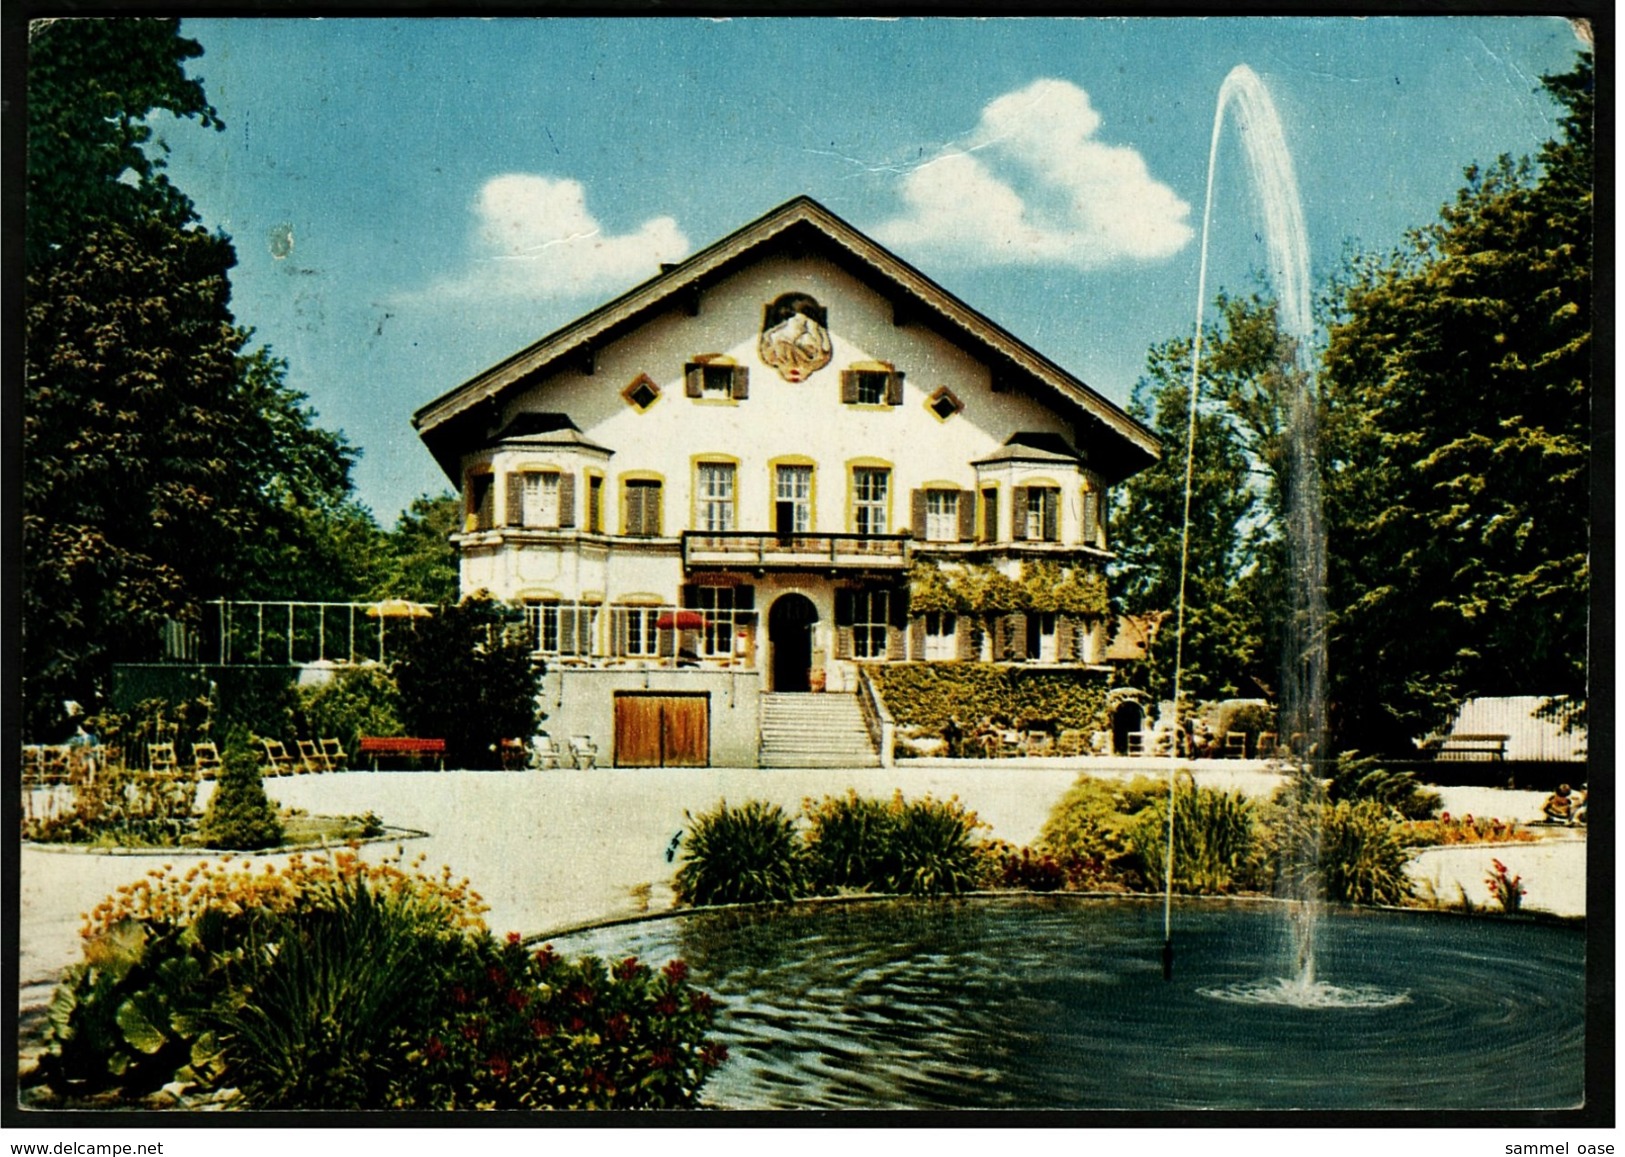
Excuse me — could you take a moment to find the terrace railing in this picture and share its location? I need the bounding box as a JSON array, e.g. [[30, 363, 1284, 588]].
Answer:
[[682, 531, 910, 571]]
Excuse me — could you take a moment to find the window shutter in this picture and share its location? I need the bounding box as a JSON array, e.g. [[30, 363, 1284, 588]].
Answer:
[[911, 490, 927, 538], [1083, 489, 1099, 546], [1057, 615, 1077, 661], [910, 616, 927, 660], [658, 627, 675, 657], [834, 588, 854, 660], [958, 490, 976, 541], [885, 370, 905, 406], [685, 365, 704, 397], [1042, 489, 1058, 541], [559, 607, 576, 654], [648, 484, 662, 536], [981, 489, 998, 543], [887, 622, 907, 661], [506, 473, 524, 527], [1004, 613, 1028, 661], [1011, 487, 1029, 540], [610, 609, 626, 656], [956, 615, 975, 661], [731, 365, 749, 400], [557, 471, 576, 528], [840, 370, 859, 404], [588, 476, 603, 533]]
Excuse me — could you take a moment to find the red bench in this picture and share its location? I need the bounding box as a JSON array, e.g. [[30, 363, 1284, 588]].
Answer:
[[357, 737, 446, 770]]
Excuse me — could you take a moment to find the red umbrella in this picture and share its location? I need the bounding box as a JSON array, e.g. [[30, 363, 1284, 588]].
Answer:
[[655, 610, 707, 630]]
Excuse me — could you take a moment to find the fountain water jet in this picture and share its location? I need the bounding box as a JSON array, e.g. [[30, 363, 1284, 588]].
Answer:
[[1169, 65, 1342, 1003]]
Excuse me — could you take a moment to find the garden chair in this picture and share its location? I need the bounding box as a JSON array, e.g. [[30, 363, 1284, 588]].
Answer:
[[1056, 729, 1089, 757], [296, 739, 329, 774], [1256, 732, 1278, 759], [1024, 733, 1055, 758], [320, 737, 348, 770], [260, 738, 296, 776], [192, 741, 222, 779], [1223, 731, 1248, 758], [569, 736, 598, 770], [147, 742, 180, 775], [1124, 731, 1148, 757], [531, 734, 565, 770]]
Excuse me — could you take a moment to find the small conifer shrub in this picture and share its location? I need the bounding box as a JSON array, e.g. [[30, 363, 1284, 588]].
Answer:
[[198, 730, 283, 850]]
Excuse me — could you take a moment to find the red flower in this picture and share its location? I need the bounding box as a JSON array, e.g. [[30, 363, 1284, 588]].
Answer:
[[507, 988, 532, 1011], [488, 1054, 512, 1081], [655, 997, 680, 1016], [648, 1047, 675, 1070], [506, 931, 523, 946], [425, 1036, 448, 1062], [567, 1015, 587, 1033], [534, 945, 559, 968], [487, 966, 509, 987], [605, 1012, 630, 1042], [451, 984, 470, 1006], [700, 1042, 729, 1068], [614, 956, 644, 981], [690, 991, 716, 1014], [572, 986, 595, 1007], [663, 959, 690, 984], [530, 1017, 555, 1039]]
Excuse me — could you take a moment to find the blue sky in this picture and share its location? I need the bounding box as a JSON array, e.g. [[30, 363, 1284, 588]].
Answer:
[[152, 16, 1586, 522]]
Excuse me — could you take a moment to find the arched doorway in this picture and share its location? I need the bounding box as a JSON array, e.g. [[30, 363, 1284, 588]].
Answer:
[[768, 593, 819, 692], [1112, 699, 1145, 756]]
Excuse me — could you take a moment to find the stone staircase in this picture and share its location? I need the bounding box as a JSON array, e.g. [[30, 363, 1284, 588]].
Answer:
[[759, 692, 880, 768]]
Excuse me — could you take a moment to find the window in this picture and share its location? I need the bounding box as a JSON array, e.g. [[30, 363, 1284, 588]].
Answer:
[[625, 479, 663, 537], [1024, 487, 1060, 542], [1026, 612, 1058, 661], [853, 467, 889, 535], [588, 475, 604, 533], [618, 607, 661, 656], [466, 474, 495, 530], [525, 602, 597, 656], [841, 366, 903, 406], [697, 463, 736, 532], [685, 361, 748, 400], [925, 491, 960, 543], [924, 611, 958, 661], [520, 472, 560, 527], [623, 373, 661, 412], [926, 385, 964, 421], [775, 465, 812, 534], [852, 589, 890, 659], [689, 585, 738, 658]]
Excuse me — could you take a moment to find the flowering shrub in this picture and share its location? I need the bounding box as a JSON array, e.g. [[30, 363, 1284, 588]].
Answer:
[[988, 843, 1067, 893], [1405, 813, 1536, 847], [1485, 858, 1526, 913], [406, 936, 726, 1110]]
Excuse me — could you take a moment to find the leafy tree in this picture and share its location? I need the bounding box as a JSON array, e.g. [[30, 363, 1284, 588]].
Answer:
[[1321, 53, 1593, 752], [23, 19, 376, 736], [369, 493, 460, 604], [391, 594, 542, 769], [1111, 295, 1288, 702]]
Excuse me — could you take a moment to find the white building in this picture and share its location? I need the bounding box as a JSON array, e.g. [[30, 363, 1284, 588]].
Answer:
[[413, 197, 1159, 766]]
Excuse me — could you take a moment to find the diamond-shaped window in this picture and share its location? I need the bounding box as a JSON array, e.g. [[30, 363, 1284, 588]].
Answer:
[[623, 374, 661, 412], [927, 386, 964, 421]]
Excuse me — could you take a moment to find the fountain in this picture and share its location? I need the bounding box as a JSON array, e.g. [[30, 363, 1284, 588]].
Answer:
[[1167, 64, 1342, 1004]]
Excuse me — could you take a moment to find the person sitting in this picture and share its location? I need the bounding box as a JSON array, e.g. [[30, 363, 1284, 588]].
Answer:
[[941, 716, 964, 759], [1542, 784, 1576, 825]]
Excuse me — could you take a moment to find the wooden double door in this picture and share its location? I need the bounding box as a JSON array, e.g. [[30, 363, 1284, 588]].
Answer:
[[614, 692, 710, 767]]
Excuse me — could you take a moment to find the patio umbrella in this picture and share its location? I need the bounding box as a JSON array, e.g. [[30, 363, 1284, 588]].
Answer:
[[654, 610, 707, 630], [366, 599, 434, 618]]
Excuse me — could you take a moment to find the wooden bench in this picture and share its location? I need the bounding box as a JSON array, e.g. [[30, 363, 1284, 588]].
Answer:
[[1436, 733, 1509, 762], [357, 737, 446, 770]]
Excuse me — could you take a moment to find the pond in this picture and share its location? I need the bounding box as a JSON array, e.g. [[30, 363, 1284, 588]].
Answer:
[[552, 896, 1585, 1111]]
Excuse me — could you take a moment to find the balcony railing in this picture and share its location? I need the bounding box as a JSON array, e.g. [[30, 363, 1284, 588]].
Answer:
[[681, 531, 911, 570]]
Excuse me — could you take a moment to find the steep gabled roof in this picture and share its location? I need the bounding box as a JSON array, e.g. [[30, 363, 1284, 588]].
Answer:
[[413, 196, 1160, 483]]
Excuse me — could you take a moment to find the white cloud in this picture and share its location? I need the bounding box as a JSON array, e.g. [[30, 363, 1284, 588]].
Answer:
[[873, 78, 1192, 268], [427, 174, 689, 301]]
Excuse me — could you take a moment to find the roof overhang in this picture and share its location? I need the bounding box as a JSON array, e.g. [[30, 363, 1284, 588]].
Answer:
[[413, 196, 1161, 485]]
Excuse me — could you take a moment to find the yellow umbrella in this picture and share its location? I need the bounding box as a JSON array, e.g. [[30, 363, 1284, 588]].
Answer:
[[366, 599, 434, 618]]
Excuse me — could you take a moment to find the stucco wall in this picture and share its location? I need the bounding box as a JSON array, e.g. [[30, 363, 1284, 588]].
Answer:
[[538, 666, 763, 767]]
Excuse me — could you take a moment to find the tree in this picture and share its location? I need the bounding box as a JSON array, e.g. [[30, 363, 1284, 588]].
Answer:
[[1321, 53, 1592, 752], [1111, 294, 1290, 703], [370, 493, 461, 605], [198, 729, 284, 850], [23, 20, 374, 736], [392, 595, 543, 769]]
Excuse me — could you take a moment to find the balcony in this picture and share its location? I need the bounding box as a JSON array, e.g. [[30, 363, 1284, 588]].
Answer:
[[681, 531, 911, 572]]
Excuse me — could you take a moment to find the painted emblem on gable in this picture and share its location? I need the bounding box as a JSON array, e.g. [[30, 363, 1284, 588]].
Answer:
[[758, 292, 833, 382]]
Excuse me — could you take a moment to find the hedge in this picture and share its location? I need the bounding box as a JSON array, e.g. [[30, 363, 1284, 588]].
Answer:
[[869, 663, 1109, 734]]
